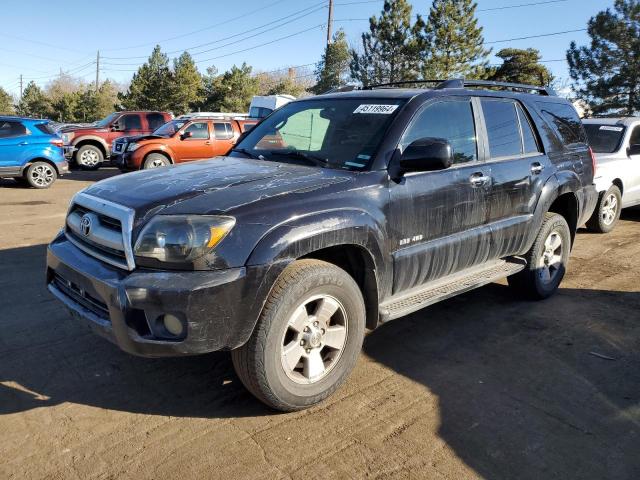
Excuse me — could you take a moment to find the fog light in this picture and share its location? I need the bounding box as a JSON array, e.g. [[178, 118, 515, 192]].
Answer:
[[162, 314, 184, 337]]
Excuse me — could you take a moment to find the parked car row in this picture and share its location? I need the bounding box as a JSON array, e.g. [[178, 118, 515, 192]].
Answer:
[[46, 79, 603, 411]]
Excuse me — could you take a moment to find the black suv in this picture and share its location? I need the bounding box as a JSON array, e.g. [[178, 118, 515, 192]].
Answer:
[[47, 80, 598, 411]]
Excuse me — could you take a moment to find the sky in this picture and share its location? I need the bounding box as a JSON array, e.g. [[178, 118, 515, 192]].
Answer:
[[0, 0, 614, 98]]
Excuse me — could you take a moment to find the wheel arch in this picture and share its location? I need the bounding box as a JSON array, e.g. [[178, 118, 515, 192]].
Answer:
[[20, 157, 62, 175], [74, 138, 108, 158], [143, 149, 174, 164]]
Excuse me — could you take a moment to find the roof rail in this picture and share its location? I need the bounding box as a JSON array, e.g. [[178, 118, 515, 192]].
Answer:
[[322, 85, 361, 94], [363, 80, 446, 90], [359, 78, 556, 96]]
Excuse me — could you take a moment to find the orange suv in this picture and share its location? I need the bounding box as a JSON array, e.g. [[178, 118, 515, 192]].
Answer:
[[111, 114, 257, 170]]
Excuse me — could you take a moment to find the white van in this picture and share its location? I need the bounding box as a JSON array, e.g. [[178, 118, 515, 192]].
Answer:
[[249, 95, 295, 119]]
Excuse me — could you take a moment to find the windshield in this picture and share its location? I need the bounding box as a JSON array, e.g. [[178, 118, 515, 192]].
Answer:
[[584, 124, 626, 154], [233, 98, 406, 170], [153, 120, 188, 137], [95, 112, 120, 128]]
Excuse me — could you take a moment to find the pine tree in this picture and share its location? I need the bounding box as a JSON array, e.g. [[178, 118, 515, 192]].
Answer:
[[0, 87, 15, 115], [202, 63, 259, 112], [312, 30, 351, 94], [567, 0, 640, 115], [422, 0, 491, 79], [171, 52, 203, 115], [350, 0, 424, 85], [17, 82, 52, 118], [491, 48, 554, 86], [77, 80, 119, 122], [118, 45, 174, 111]]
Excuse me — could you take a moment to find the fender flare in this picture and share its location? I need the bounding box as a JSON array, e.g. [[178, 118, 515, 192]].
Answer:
[[138, 144, 175, 164], [72, 135, 109, 156]]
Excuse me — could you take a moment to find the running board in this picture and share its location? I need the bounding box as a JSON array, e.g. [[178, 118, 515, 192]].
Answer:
[[379, 258, 526, 322]]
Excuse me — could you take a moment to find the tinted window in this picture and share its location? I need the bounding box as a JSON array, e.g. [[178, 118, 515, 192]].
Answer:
[[250, 107, 273, 118], [516, 104, 541, 154], [482, 99, 522, 158], [146, 113, 166, 130], [538, 102, 587, 147], [629, 126, 640, 146], [402, 100, 477, 164], [120, 114, 142, 130], [0, 121, 27, 138], [214, 122, 234, 140], [584, 124, 626, 154], [35, 123, 55, 135], [242, 123, 257, 132], [184, 122, 209, 139]]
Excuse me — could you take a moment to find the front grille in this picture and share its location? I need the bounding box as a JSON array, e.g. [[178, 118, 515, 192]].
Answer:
[[52, 273, 109, 319], [65, 193, 135, 270]]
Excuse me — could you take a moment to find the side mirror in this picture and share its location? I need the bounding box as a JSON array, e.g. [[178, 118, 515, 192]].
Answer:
[[111, 123, 122, 132], [399, 137, 453, 173], [628, 144, 640, 156], [180, 131, 193, 140]]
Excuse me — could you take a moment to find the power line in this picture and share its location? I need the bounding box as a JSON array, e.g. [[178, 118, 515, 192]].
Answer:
[[485, 28, 586, 44]]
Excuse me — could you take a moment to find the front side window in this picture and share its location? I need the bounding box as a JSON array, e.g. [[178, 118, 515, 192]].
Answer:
[[482, 99, 522, 159], [235, 98, 406, 170], [120, 114, 142, 130], [401, 99, 478, 164], [183, 122, 209, 139], [153, 120, 187, 137], [0, 121, 28, 138], [95, 112, 119, 128], [584, 124, 626, 154]]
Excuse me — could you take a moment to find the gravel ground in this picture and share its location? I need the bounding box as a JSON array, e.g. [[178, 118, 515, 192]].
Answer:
[[1, 169, 639, 480]]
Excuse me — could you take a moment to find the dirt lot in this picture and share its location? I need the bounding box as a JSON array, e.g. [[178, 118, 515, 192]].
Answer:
[[1, 169, 639, 480]]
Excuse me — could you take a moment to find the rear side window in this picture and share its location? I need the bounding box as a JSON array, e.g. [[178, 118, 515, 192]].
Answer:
[[584, 124, 626, 153], [401, 99, 478, 164], [537, 102, 587, 147], [214, 122, 234, 140], [35, 123, 55, 135], [0, 121, 28, 138], [481, 99, 522, 158], [146, 113, 166, 130]]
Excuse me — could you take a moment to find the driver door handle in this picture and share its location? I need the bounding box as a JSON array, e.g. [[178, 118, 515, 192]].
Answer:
[[470, 172, 490, 186], [205, 141, 211, 145]]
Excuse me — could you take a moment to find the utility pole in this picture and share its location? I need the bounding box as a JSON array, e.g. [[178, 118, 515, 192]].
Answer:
[[19, 74, 23, 99], [326, 0, 334, 45], [95, 50, 100, 92]]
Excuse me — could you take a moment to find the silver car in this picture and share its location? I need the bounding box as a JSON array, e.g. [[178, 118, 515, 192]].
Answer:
[[583, 117, 640, 232]]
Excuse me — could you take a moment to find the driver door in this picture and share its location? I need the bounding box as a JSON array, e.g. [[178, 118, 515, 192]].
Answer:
[[388, 97, 492, 294]]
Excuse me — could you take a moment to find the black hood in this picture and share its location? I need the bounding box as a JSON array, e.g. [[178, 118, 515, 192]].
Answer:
[[83, 156, 353, 218], [114, 134, 164, 144]]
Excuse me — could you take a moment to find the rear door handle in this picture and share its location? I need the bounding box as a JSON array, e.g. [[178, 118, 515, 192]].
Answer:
[[531, 162, 544, 175], [470, 172, 490, 186]]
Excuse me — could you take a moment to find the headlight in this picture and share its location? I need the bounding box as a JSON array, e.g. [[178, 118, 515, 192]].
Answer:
[[127, 143, 140, 152], [62, 132, 74, 144], [134, 215, 235, 265]]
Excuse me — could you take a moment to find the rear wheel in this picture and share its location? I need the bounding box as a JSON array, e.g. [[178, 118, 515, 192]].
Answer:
[[508, 212, 571, 300], [25, 161, 57, 189], [587, 185, 622, 233], [75, 145, 103, 170], [231, 259, 365, 411], [143, 153, 171, 169]]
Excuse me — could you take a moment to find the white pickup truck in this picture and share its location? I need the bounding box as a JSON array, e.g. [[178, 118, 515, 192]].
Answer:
[[583, 117, 640, 232]]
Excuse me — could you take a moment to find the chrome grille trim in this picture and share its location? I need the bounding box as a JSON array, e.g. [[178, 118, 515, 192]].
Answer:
[[65, 192, 136, 271]]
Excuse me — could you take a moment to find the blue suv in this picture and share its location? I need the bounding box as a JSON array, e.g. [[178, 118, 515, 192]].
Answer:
[[0, 117, 68, 188]]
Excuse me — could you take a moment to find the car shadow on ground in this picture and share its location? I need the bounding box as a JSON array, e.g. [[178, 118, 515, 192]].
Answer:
[[0, 167, 120, 188], [1, 243, 639, 478], [363, 282, 640, 479]]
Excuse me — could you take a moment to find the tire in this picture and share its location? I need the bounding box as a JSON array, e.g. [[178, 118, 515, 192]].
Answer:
[[231, 259, 366, 412], [586, 185, 622, 233], [75, 145, 103, 170], [508, 212, 571, 300], [25, 161, 57, 189], [142, 153, 171, 169]]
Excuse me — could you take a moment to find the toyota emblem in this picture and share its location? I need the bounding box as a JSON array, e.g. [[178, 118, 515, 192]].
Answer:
[[80, 214, 93, 237]]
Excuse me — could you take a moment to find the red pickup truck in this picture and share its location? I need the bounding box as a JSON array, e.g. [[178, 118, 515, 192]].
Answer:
[[111, 115, 257, 170], [60, 111, 172, 170]]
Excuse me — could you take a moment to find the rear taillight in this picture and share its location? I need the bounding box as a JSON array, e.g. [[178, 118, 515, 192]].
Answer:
[[589, 147, 597, 176], [50, 138, 64, 147]]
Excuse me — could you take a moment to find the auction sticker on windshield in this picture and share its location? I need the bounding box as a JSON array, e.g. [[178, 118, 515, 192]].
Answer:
[[353, 104, 399, 114]]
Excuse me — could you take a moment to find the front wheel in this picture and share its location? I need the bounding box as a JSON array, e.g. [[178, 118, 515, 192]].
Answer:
[[231, 259, 365, 412], [587, 185, 622, 233], [75, 145, 103, 170], [142, 153, 170, 169], [508, 212, 571, 300]]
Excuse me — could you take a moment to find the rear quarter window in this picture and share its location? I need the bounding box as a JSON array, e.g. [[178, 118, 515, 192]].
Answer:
[[537, 101, 587, 148], [35, 123, 55, 135]]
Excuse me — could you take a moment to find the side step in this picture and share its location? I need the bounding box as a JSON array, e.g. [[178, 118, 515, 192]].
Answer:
[[379, 258, 526, 322]]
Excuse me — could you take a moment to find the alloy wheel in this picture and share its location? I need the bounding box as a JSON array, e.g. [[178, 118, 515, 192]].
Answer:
[[601, 193, 618, 226], [537, 231, 563, 285], [30, 164, 54, 187]]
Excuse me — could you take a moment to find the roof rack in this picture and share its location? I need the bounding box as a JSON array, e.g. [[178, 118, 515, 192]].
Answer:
[[360, 78, 556, 96], [177, 112, 252, 121]]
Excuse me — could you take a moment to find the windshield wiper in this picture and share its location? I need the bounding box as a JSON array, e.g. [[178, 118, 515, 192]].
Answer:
[[269, 150, 329, 167], [232, 148, 262, 160]]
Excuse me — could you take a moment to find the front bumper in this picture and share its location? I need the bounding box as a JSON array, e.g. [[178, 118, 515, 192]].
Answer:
[[46, 233, 284, 357], [112, 152, 135, 171], [63, 146, 75, 159], [56, 160, 70, 174]]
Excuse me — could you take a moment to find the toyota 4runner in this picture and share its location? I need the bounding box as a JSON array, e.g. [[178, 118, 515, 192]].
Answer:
[[47, 80, 597, 411]]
